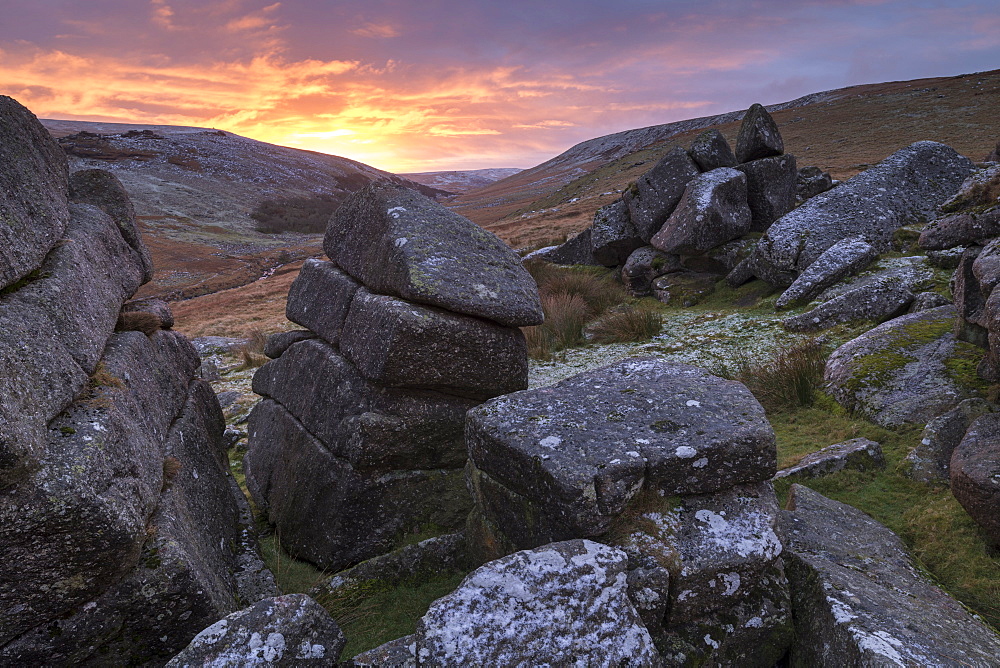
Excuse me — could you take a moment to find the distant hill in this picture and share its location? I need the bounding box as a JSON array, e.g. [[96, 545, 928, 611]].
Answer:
[[452, 70, 1000, 251], [41, 119, 449, 299], [401, 168, 522, 194]]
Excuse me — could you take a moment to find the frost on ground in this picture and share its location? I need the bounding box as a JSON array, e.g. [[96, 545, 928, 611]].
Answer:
[[529, 307, 810, 388]]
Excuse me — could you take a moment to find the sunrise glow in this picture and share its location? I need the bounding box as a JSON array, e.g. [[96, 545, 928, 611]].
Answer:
[[2, 1, 999, 172]]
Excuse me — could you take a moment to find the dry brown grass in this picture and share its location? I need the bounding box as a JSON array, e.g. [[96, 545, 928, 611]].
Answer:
[[725, 339, 827, 414], [588, 306, 663, 344], [171, 261, 305, 338], [236, 327, 270, 369]]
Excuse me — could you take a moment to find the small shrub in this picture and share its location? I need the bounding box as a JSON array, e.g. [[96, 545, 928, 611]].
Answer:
[[116, 311, 162, 336], [542, 271, 626, 317], [726, 339, 827, 414], [588, 305, 662, 343]]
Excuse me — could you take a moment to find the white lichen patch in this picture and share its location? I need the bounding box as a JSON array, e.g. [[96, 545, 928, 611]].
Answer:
[[539, 435, 562, 450], [692, 507, 782, 560], [387, 206, 407, 218], [686, 399, 701, 407], [675, 446, 697, 459]]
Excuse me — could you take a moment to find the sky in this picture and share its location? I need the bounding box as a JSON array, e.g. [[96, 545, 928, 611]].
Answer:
[[1, 1, 999, 173]]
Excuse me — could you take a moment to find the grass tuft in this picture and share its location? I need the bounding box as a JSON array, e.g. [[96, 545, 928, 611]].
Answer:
[[236, 328, 270, 369], [588, 305, 663, 343], [721, 338, 827, 414]]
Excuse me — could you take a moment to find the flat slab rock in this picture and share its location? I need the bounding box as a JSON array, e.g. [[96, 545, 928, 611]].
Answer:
[[166, 595, 345, 667], [781, 484, 1000, 666], [323, 180, 542, 327], [824, 305, 970, 428], [412, 540, 659, 666], [774, 438, 885, 481], [775, 236, 878, 309], [467, 358, 776, 538]]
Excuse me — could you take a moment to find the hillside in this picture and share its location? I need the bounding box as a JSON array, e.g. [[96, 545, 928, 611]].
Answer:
[[454, 69, 1000, 250], [41, 119, 448, 299], [401, 167, 522, 194]]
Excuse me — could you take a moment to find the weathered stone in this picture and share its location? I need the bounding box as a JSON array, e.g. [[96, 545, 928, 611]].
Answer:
[[735, 103, 783, 163], [904, 398, 996, 484], [340, 288, 528, 401], [972, 235, 1000, 296], [736, 154, 797, 232], [782, 274, 915, 332], [252, 339, 473, 470], [323, 180, 543, 327], [774, 438, 885, 481], [952, 245, 989, 345], [926, 246, 965, 269], [189, 336, 243, 356], [726, 256, 757, 288], [686, 237, 757, 275], [352, 636, 417, 667], [121, 297, 174, 329], [263, 329, 315, 359], [815, 256, 935, 303], [795, 165, 834, 202], [3, 379, 278, 664], [616, 483, 792, 667], [919, 209, 1000, 250], [413, 540, 659, 666], [749, 141, 974, 286], [824, 306, 971, 428], [0, 95, 70, 291], [285, 259, 360, 346], [167, 595, 344, 667], [0, 330, 200, 647], [689, 129, 737, 171], [621, 246, 681, 297], [69, 168, 154, 283], [908, 291, 952, 312], [625, 147, 701, 242], [650, 167, 751, 255], [781, 484, 1000, 666], [244, 400, 470, 571], [950, 413, 1000, 546], [311, 533, 466, 606], [0, 202, 149, 483], [775, 236, 879, 309], [591, 198, 643, 267], [523, 228, 598, 266], [466, 358, 775, 544], [652, 271, 718, 307]]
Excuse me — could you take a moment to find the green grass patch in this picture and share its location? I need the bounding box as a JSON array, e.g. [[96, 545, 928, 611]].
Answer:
[[258, 533, 328, 595], [769, 403, 1000, 631], [320, 570, 468, 658]]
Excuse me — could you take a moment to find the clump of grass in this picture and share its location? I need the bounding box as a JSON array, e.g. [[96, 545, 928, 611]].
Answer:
[[116, 311, 162, 336], [236, 328, 269, 369], [588, 305, 663, 343], [162, 456, 182, 491], [521, 261, 633, 359], [724, 339, 827, 413]]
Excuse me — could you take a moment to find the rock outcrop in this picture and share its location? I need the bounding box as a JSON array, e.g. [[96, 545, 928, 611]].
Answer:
[[650, 167, 752, 255], [774, 438, 885, 481], [246, 181, 535, 572], [747, 141, 973, 286], [824, 306, 971, 428], [0, 97, 274, 664], [950, 413, 1000, 546], [167, 595, 345, 667], [781, 484, 1000, 665], [903, 398, 995, 484], [463, 357, 792, 665]]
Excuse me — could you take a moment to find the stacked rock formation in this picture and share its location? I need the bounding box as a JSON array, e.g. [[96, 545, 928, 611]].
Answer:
[[916, 163, 1000, 545], [462, 358, 792, 665], [532, 104, 802, 304], [0, 96, 274, 664], [245, 181, 543, 572]]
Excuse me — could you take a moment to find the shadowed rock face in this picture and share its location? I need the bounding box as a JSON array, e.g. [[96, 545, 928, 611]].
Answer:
[[324, 180, 542, 328], [735, 103, 784, 163], [0, 97, 275, 664], [950, 413, 1000, 546], [781, 484, 1000, 666], [624, 147, 702, 242], [0, 95, 69, 292], [651, 167, 751, 256], [690, 128, 737, 171]]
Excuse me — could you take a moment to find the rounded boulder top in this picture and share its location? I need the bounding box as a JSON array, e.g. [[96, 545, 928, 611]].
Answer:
[[323, 180, 543, 328]]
